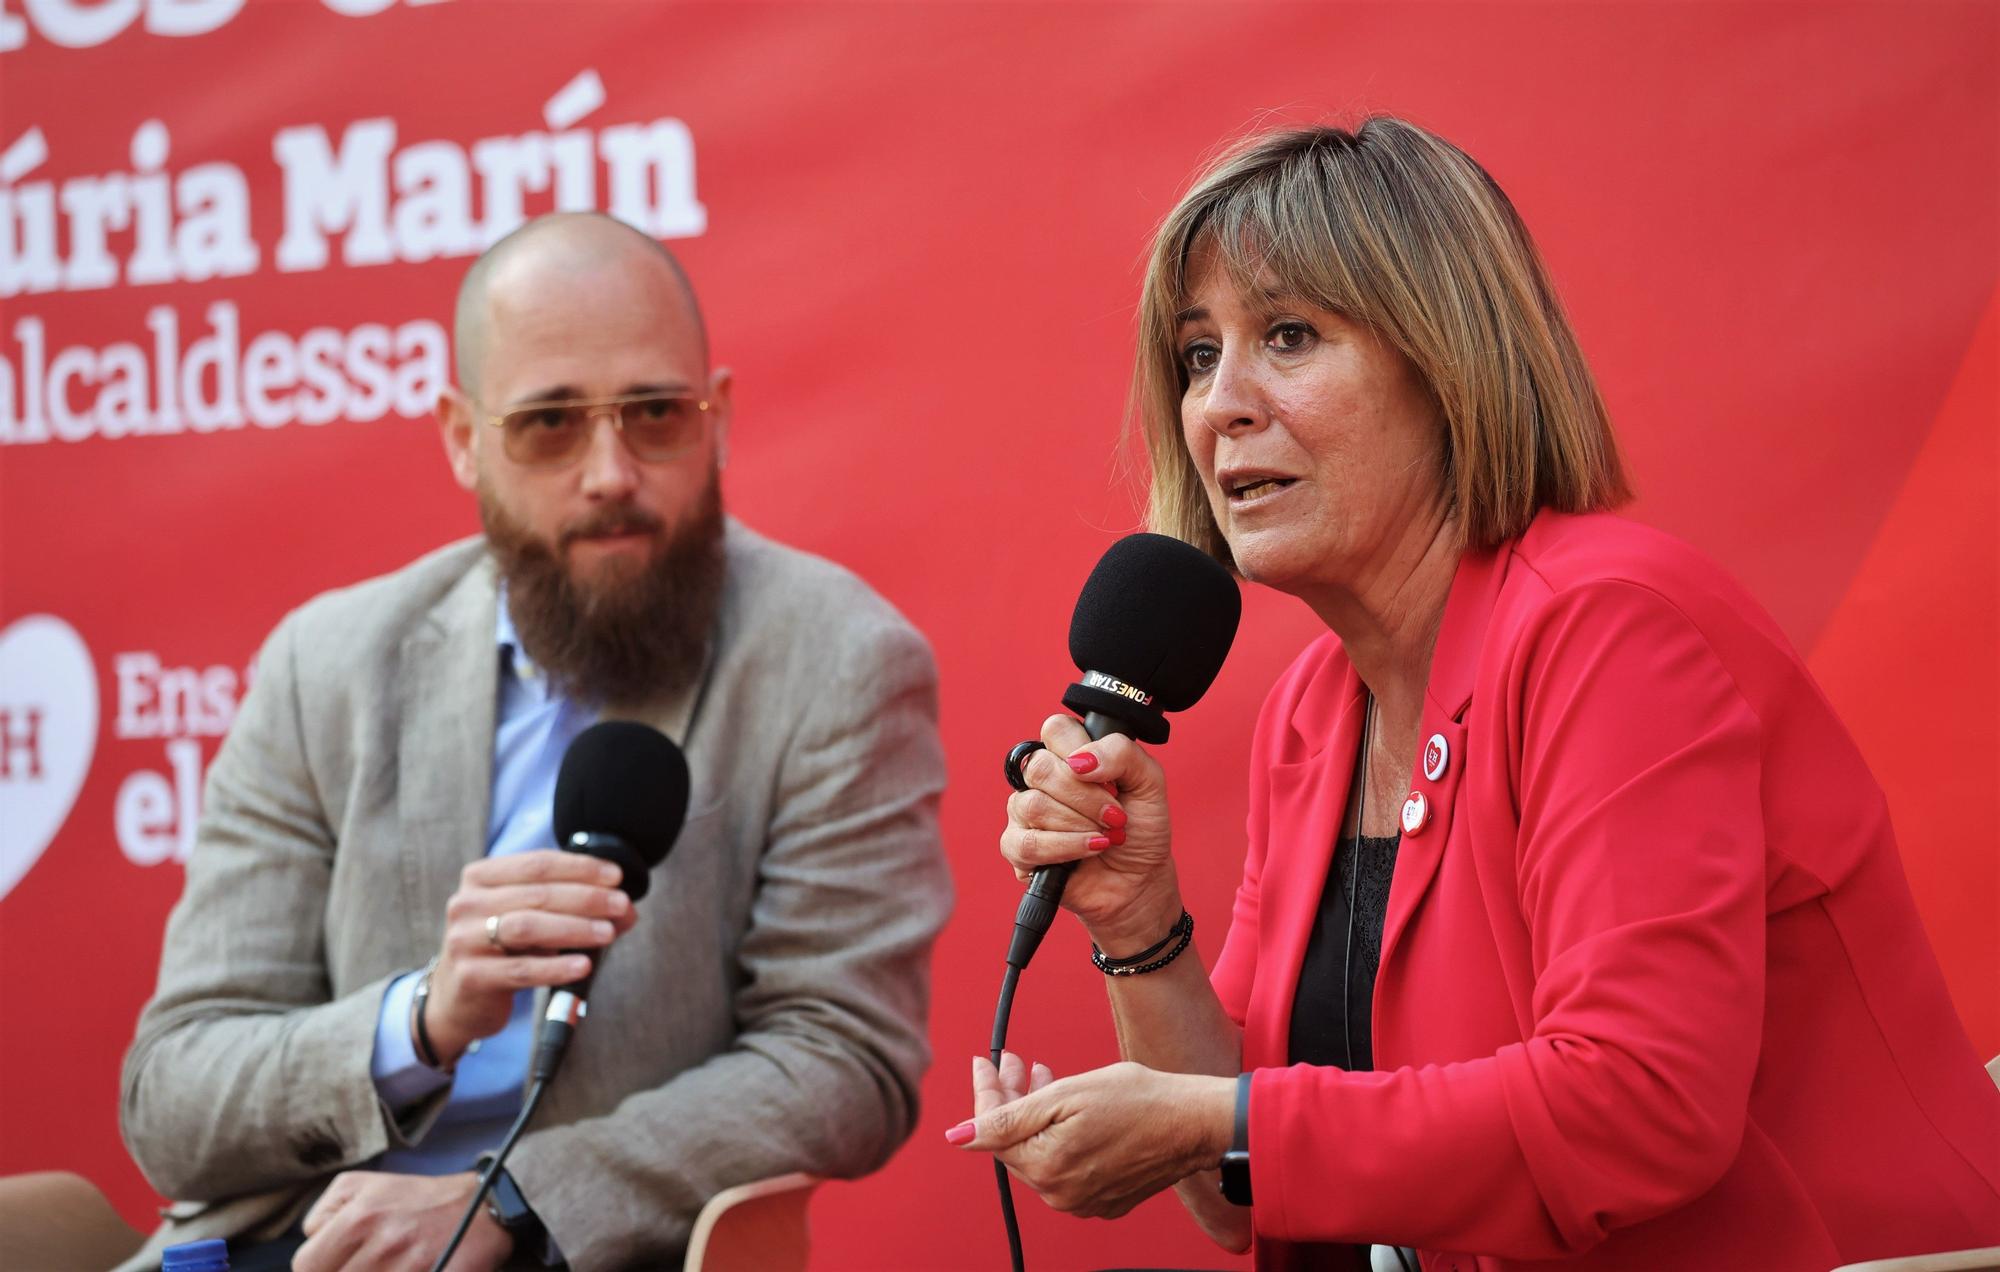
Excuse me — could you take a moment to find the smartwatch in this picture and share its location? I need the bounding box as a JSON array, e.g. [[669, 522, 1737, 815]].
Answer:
[[1218, 1071, 1252, 1207], [480, 1162, 550, 1255]]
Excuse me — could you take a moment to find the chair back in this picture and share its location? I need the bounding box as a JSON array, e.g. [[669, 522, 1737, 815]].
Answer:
[[0, 1171, 146, 1271], [682, 1172, 819, 1272]]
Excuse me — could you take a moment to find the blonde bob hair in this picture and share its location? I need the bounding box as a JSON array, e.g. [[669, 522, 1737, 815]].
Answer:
[[1134, 118, 1629, 558]]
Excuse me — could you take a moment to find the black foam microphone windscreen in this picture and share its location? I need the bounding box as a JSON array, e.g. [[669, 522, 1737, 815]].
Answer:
[[1061, 533, 1242, 743], [552, 720, 690, 901]]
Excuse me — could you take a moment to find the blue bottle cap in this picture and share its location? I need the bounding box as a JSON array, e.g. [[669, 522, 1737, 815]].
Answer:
[[162, 1237, 229, 1270]]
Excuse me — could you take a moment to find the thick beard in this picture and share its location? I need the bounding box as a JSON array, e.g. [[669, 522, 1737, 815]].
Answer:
[[480, 473, 726, 707]]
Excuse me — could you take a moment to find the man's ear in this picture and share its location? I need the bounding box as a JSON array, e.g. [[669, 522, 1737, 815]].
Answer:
[[437, 388, 479, 491], [706, 367, 734, 470]]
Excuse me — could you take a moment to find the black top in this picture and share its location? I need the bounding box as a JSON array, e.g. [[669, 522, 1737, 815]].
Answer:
[[1283, 829, 1406, 1271], [1288, 832, 1402, 1072]]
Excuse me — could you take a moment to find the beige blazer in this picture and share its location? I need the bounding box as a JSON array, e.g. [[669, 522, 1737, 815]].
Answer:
[[118, 520, 952, 1271]]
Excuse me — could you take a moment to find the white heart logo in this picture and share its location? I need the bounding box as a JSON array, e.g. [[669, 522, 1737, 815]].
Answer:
[[0, 615, 98, 902]]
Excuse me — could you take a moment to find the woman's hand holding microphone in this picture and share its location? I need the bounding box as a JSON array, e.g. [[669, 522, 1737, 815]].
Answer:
[[999, 713, 1184, 955], [958, 712, 1237, 1222]]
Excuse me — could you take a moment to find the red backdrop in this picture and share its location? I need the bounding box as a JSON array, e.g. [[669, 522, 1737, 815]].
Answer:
[[1, 3, 1994, 1269]]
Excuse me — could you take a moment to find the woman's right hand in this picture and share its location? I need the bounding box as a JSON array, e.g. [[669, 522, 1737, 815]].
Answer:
[[1002, 713, 1184, 953]]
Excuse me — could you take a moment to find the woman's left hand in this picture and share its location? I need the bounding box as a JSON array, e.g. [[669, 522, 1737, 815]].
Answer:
[[948, 1053, 1236, 1219]]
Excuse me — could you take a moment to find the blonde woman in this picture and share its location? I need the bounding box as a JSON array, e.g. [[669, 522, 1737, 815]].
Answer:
[[954, 120, 2000, 1270]]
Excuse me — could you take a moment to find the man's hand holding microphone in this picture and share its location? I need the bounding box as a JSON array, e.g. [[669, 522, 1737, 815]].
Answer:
[[424, 849, 638, 1067]]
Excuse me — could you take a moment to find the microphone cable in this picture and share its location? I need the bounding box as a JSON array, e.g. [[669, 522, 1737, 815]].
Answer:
[[428, 1077, 548, 1272], [989, 963, 1027, 1272], [984, 533, 1240, 1272], [990, 751, 1086, 1272]]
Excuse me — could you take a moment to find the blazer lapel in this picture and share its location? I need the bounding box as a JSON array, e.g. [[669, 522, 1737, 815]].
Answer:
[[397, 556, 500, 952], [1378, 541, 1510, 975], [1247, 659, 1365, 1068]]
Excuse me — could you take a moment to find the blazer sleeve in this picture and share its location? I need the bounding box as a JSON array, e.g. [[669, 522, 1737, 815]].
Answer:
[[1251, 580, 1766, 1258], [119, 610, 428, 1201], [502, 619, 952, 1272]]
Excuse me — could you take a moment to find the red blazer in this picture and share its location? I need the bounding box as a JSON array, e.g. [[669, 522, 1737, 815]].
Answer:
[[1213, 511, 2000, 1271]]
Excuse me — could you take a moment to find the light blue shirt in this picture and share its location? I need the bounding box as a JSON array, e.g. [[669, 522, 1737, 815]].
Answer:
[[369, 597, 594, 1174]]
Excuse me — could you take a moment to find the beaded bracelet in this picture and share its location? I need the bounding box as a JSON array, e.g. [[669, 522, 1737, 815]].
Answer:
[[1090, 910, 1194, 976]]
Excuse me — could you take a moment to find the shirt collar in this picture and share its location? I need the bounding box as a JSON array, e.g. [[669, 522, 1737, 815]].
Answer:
[[494, 587, 540, 684]]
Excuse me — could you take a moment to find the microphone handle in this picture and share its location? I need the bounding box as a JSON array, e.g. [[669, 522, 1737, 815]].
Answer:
[[533, 830, 638, 1081], [1005, 710, 1129, 971], [533, 980, 591, 1083], [531, 941, 608, 1082], [1077, 710, 1125, 744]]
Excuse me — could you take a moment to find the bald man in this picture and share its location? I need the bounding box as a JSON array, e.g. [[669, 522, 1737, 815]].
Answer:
[[119, 214, 952, 1272]]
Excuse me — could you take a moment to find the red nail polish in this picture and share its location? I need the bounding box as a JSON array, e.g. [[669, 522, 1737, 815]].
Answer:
[[1108, 829, 1126, 846], [1102, 804, 1127, 828], [1067, 752, 1098, 774], [944, 1121, 977, 1146], [1088, 835, 1112, 852]]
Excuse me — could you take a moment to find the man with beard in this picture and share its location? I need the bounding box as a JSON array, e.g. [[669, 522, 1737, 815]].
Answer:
[[118, 213, 952, 1272]]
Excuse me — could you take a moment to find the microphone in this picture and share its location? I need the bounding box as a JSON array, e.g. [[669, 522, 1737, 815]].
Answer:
[[983, 533, 1241, 1272], [431, 720, 691, 1272], [1004, 532, 1240, 972], [533, 720, 691, 1081]]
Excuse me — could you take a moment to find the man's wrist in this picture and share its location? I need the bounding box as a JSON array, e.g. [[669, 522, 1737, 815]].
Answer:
[[372, 972, 452, 1110], [420, 974, 475, 1069], [469, 1195, 518, 1262], [409, 961, 454, 1071], [477, 1162, 545, 1262]]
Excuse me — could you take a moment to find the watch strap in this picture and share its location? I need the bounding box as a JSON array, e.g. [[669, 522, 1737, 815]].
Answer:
[[1219, 1071, 1252, 1206]]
